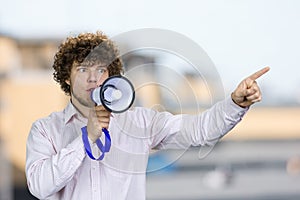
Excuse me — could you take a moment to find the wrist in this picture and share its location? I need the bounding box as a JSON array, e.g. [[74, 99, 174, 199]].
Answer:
[[87, 126, 102, 143], [88, 135, 97, 143], [231, 92, 248, 108]]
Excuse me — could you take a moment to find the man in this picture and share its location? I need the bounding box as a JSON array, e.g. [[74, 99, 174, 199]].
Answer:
[[25, 31, 269, 199]]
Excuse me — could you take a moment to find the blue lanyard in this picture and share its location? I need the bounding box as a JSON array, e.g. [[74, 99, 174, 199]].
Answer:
[[81, 126, 111, 160]]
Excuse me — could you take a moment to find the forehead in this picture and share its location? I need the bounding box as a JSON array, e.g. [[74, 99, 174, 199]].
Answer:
[[73, 61, 108, 68]]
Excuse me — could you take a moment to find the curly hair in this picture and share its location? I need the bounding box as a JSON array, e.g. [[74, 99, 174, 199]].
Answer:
[[53, 31, 123, 95]]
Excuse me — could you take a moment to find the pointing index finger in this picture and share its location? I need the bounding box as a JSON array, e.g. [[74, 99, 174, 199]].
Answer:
[[248, 67, 270, 81]]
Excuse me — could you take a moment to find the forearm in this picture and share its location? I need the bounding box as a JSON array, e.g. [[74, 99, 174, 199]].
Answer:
[[189, 96, 248, 145], [150, 96, 248, 150]]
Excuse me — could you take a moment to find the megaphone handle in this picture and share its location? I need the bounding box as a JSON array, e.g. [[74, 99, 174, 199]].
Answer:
[[81, 126, 111, 160]]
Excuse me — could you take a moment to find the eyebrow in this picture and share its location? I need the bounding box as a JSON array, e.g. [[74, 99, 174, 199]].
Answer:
[[75, 64, 107, 68], [95, 65, 108, 69]]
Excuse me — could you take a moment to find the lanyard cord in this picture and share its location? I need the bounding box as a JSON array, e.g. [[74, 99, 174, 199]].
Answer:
[[81, 126, 111, 160]]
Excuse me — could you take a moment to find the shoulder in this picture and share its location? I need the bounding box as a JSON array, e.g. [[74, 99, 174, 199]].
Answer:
[[115, 107, 174, 125], [128, 106, 156, 115], [34, 110, 64, 123], [31, 109, 65, 134], [121, 106, 161, 119]]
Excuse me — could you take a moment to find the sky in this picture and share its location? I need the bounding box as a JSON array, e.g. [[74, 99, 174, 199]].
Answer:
[[1, 0, 300, 105]]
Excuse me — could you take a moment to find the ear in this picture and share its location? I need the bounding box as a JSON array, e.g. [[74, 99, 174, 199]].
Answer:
[[65, 79, 70, 85]]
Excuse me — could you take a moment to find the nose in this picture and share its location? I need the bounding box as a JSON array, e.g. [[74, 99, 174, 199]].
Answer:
[[88, 70, 100, 83]]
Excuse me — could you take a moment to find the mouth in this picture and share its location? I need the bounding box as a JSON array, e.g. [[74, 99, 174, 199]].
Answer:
[[87, 84, 102, 92], [86, 88, 96, 94]]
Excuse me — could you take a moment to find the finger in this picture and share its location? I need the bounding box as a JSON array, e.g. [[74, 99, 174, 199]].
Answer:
[[246, 96, 262, 104], [245, 88, 256, 97], [95, 106, 111, 116], [246, 92, 261, 102], [95, 105, 106, 111], [98, 116, 110, 123], [248, 66, 270, 81], [245, 78, 255, 89], [96, 111, 111, 118], [245, 84, 259, 96], [95, 108, 110, 114], [235, 81, 248, 97], [100, 121, 110, 129], [245, 85, 261, 101]]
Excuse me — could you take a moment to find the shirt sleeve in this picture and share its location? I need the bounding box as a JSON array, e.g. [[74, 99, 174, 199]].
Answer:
[[25, 120, 86, 199], [149, 96, 249, 149]]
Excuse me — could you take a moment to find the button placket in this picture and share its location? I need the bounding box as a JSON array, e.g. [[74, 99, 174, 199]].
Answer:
[[91, 160, 101, 199]]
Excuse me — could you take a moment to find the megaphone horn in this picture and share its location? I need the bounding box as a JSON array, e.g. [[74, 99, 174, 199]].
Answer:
[[91, 75, 135, 113]]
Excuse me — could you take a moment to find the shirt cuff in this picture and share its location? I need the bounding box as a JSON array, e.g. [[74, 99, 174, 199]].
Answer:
[[225, 96, 249, 121]]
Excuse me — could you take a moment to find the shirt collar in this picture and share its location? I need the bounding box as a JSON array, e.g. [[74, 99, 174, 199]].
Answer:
[[64, 101, 80, 124]]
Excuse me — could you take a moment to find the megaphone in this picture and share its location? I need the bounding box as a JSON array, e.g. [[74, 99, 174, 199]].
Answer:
[[91, 75, 135, 113], [83, 75, 135, 160]]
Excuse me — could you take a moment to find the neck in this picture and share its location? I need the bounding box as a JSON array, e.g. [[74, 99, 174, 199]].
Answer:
[[70, 96, 91, 118]]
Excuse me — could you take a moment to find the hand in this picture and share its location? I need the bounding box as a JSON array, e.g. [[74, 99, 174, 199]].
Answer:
[[87, 105, 111, 142], [231, 67, 270, 108]]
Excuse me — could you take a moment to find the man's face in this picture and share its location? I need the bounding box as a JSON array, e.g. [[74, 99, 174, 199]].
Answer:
[[66, 63, 109, 107]]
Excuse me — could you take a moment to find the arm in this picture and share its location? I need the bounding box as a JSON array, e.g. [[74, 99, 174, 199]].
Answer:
[[150, 97, 248, 149], [150, 67, 269, 149], [25, 121, 86, 199]]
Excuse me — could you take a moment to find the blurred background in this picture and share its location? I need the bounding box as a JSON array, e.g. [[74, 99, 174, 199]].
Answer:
[[0, 0, 300, 199]]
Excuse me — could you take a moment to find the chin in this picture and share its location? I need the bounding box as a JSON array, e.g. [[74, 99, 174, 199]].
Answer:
[[87, 100, 97, 107]]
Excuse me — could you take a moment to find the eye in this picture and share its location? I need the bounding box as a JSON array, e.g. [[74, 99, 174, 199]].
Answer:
[[77, 67, 87, 73], [98, 68, 107, 74]]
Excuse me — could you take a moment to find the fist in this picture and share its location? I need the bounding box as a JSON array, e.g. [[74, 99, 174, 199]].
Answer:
[[231, 67, 270, 108], [87, 105, 111, 142]]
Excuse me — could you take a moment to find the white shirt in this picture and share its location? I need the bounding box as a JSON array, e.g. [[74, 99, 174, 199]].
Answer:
[[25, 97, 248, 200]]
